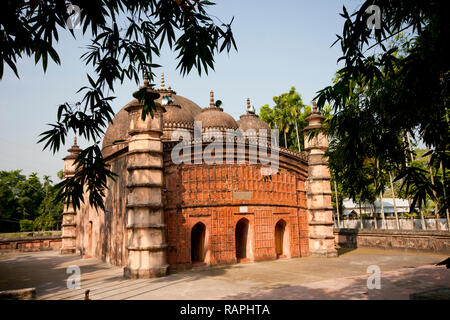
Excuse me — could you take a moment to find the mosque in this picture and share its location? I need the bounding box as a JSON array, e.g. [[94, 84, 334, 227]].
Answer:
[[60, 74, 336, 278]]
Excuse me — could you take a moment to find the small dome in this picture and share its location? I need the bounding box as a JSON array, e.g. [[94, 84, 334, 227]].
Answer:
[[237, 98, 271, 136], [102, 87, 201, 158], [162, 103, 195, 141], [163, 104, 194, 127], [155, 89, 201, 118], [195, 108, 239, 131], [237, 114, 271, 133], [194, 91, 239, 132]]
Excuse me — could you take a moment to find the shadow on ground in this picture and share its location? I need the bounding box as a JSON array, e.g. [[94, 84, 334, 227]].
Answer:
[[223, 265, 450, 300], [1, 248, 448, 300]]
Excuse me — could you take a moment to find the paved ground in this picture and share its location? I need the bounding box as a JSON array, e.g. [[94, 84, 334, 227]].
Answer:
[[0, 248, 448, 300]]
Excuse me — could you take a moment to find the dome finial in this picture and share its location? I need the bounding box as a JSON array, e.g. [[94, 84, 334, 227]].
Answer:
[[246, 98, 255, 114], [210, 90, 215, 108], [161, 72, 165, 89], [74, 136, 77, 146], [312, 100, 318, 112]]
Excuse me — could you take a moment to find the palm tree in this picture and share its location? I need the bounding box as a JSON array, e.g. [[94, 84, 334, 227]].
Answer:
[[389, 171, 400, 229], [275, 109, 290, 149], [289, 104, 302, 152]]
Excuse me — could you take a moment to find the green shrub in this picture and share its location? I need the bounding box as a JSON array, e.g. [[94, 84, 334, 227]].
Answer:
[[19, 219, 34, 232]]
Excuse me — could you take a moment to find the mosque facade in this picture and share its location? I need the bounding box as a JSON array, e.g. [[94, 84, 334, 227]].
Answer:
[[60, 75, 336, 279]]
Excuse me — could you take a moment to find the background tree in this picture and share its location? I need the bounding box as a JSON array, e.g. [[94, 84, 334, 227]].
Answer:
[[316, 0, 449, 216], [260, 87, 311, 152], [0, 170, 26, 232], [1, 0, 236, 211], [0, 170, 63, 232]]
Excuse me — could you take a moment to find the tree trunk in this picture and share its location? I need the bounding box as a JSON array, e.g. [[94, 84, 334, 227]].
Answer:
[[409, 201, 415, 229], [372, 202, 377, 229], [334, 180, 340, 228], [420, 204, 426, 230], [406, 131, 415, 163], [389, 171, 400, 230], [283, 130, 288, 149], [403, 133, 416, 228], [428, 155, 440, 230], [359, 201, 364, 229], [294, 120, 301, 152], [379, 190, 386, 229], [441, 160, 449, 231], [376, 160, 386, 229]]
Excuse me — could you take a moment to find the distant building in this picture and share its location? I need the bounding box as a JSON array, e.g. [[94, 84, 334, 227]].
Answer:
[[342, 198, 410, 216]]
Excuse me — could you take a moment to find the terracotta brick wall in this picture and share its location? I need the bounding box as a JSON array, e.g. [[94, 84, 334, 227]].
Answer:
[[164, 159, 308, 270], [76, 143, 309, 270], [0, 237, 62, 253]]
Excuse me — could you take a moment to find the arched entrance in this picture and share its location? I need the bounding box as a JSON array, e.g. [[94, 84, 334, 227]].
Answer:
[[235, 218, 250, 261], [191, 222, 206, 263], [275, 220, 287, 258]]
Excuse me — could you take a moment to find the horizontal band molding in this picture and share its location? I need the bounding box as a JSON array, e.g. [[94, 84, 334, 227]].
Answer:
[[127, 149, 164, 156], [307, 206, 334, 211], [165, 203, 301, 210], [309, 234, 335, 240], [128, 129, 163, 136], [309, 221, 334, 226], [126, 183, 163, 188], [127, 165, 163, 171], [126, 223, 166, 229], [308, 162, 329, 166], [307, 192, 333, 196], [307, 176, 331, 181], [126, 244, 168, 251], [126, 203, 163, 209]]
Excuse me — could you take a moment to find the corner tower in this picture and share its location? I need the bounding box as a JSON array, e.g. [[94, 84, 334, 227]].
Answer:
[[60, 137, 81, 254], [303, 101, 337, 257], [123, 77, 169, 278]]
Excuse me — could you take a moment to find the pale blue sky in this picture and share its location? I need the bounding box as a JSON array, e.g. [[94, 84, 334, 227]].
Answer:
[[0, 0, 360, 181]]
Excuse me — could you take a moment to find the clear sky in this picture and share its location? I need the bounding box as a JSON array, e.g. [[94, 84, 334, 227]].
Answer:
[[0, 0, 360, 181]]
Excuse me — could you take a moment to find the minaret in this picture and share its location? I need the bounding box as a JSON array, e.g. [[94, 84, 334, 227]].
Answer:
[[123, 77, 169, 278], [303, 101, 337, 257], [60, 137, 81, 254]]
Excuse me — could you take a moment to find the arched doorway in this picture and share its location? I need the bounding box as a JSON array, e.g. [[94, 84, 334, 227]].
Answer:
[[275, 220, 287, 258], [235, 218, 249, 261], [191, 222, 206, 263]]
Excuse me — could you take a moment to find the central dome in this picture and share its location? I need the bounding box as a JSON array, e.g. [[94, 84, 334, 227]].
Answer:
[[194, 91, 239, 132]]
